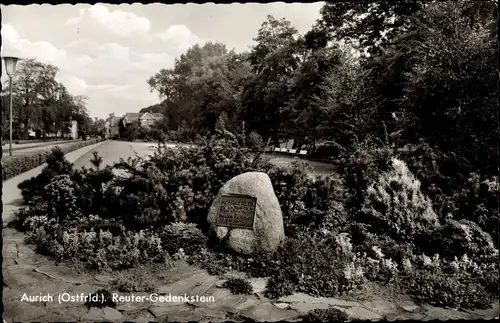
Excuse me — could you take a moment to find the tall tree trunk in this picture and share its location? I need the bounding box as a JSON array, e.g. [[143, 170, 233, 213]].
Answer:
[[272, 128, 280, 147], [22, 121, 29, 140]]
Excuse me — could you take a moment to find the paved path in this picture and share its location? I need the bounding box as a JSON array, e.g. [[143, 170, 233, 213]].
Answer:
[[2, 140, 106, 226], [3, 240, 499, 322]]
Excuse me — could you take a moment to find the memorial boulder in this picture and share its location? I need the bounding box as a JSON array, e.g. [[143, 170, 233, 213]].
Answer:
[[207, 172, 285, 255]]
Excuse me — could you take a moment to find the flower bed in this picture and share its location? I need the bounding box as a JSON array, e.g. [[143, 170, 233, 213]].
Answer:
[[11, 136, 499, 311], [2, 138, 105, 181]]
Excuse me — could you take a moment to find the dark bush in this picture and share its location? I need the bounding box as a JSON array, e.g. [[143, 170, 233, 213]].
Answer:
[[85, 289, 116, 309], [159, 223, 208, 256], [17, 147, 74, 203], [222, 278, 254, 295], [405, 268, 495, 310], [303, 307, 350, 322], [112, 272, 156, 293], [418, 218, 497, 260], [264, 272, 295, 299]]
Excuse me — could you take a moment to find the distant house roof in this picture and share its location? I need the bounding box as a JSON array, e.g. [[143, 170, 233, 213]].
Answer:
[[124, 113, 144, 122], [139, 112, 164, 120], [109, 116, 122, 127], [151, 113, 164, 119]]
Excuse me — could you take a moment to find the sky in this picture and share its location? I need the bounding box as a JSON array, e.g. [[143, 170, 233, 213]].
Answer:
[[1, 2, 324, 120]]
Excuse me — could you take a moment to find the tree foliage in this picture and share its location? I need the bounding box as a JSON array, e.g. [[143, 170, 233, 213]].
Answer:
[[145, 0, 498, 240], [1, 58, 93, 140]]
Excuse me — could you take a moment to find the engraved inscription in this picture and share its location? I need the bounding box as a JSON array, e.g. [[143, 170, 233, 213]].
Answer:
[[216, 194, 257, 229]]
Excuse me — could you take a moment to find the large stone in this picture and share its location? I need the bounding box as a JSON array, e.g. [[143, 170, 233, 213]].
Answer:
[[207, 172, 285, 255], [278, 293, 361, 308], [3, 301, 49, 322], [422, 306, 473, 320], [344, 307, 383, 321], [82, 307, 124, 322], [241, 302, 300, 322], [132, 310, 156, 322], [362, 299, 401, 316]]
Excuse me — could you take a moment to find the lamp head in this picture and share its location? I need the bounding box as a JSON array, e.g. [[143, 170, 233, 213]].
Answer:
[[3, 56, 19, 77]]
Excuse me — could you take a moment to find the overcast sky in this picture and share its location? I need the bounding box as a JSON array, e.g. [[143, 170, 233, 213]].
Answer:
[[1, 3, 324, 119]]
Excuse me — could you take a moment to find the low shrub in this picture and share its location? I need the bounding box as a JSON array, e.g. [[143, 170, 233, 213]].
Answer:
[[222, 278, 254, 295], [303, 307, 350, 322], [84, 289, 116, 308], [112, 273, 156, 293], [246, 131, 264, 149], [418, 218, 498, 260], [159, 223, 208, 256], [405, 266, 495, 310], [335, 138, 395, 209], [23, 215, 171, 271], [43, 174, 81, 223], [264, 272, 295, 299]]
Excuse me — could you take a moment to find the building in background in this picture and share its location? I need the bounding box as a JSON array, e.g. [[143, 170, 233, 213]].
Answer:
[[139, 112, 164, 128], [104, 112, 165, 138], [124, 112, 164, 128], [105, 115, 122, 138], [71, 120, 78, 140]]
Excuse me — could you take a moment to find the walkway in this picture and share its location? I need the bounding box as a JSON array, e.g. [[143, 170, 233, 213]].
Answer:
[[3, 240, 499, 322], [2, 140, 106, 225]]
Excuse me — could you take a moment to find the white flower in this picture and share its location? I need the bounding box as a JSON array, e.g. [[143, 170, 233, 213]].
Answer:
[[336, 233, 353, 254], [460, 224, 472, 242], [402, 258, 413, 272], [422, 254, 433, 267], [382, 258, 399, 273], [432, 254, 440, 265], [372, 246, 385, 259]]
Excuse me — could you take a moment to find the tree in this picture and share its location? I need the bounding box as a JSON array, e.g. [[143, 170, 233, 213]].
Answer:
[[310, 1, 431, 55], [5, 59, 59, 139], [285, 45, 344, 149], [148, 42, 252, 134], [398, 0, 498, 175], [242, 15, 301, 145], [89, 118, 106, 138], [315, 53, 378, 152]]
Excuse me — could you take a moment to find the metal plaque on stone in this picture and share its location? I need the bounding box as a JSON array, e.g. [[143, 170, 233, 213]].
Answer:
[[216, 194, 257, 230]]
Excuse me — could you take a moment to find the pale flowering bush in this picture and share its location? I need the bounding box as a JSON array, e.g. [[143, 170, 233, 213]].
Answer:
[[335, 233, 353, 255], [400, 250, 499, 310], [361, 158, 439, 241], [402, 257, 413, 273], [23, 214, 172, 271], [172, 248, 187, 261], [343, 259, 365, 282], [44, 174, 81, 222], [22, 215, 50, 232], [420, 218, 498, 260]]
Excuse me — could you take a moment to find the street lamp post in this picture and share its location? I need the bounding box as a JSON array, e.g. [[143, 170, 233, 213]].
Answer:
[[3, 56, 19, 157]]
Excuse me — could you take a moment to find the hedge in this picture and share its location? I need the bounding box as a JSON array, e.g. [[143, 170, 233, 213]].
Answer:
[[12, 138, 68, 145], [2, 139, 105, 181]]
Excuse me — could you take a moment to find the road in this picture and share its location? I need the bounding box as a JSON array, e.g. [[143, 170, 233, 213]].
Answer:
[[71, 140, 335, 177]]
